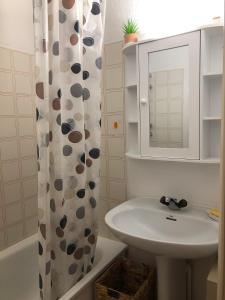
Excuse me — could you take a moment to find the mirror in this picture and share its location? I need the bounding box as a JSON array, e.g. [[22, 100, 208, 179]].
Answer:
[[148, 46, 189, 148]]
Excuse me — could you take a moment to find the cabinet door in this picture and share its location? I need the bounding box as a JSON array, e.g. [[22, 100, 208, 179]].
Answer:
[[139, 31, 200, 159]]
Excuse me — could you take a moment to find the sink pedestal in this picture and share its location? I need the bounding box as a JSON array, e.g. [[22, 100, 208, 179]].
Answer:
[[156, 256, 187, 300]]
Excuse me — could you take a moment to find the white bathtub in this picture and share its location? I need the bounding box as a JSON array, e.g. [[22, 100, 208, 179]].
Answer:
[[0, 234, 126, 300]]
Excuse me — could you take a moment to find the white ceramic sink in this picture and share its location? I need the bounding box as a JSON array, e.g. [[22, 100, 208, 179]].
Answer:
[[105, 198, 218, 259]]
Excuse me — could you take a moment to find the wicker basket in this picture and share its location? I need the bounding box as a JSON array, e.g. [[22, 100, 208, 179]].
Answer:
[[95, 258, 156, 300]]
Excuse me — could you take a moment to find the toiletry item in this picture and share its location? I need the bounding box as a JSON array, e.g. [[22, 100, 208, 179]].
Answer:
[[207, 208, 220, 221]]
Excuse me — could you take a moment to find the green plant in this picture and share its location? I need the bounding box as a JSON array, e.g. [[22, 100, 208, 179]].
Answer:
[[122, 19, 138, 35]]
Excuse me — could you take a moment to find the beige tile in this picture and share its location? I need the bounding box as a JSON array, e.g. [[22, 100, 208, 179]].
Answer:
[[18, 118, 34, 136], [20, 138, 36, 157], [2, 161, 20, 182], [100, 156, 107, 177], [0, 71, 13, 93], [5, 202, 22, 225], [16, 96, 33, 115], [105, 42, 123, 66], [6, 223, 23, 246], [22, 177, 37, 198], [0, 208, 3, 228], [108, 159, 125, 179], [0, 231, 5, 250], [107, 114, 124, 136], [101, 138, 107, 155], [13, 51, 31, 73], [15, 73, 32, 95], [0, 118, 17, 138], [24, 197, 37, 217], [0, 48, 11, 70], [101, 116, 107, 136], [21, 158, 37, 177], [4, 182, 22, 204], [108, 137, 124, 157], [100, 177, 107, 197], [109, 181, 126, 201], [0, 140, 18, 160], [0, 95, 15, 115], [25, 216, 38, 236], [105, 66, 123, 90], [106, 90, 123, 113]]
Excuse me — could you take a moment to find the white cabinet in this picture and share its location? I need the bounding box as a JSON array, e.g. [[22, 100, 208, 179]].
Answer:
[[124, 25, 223, 163], [139, 31, 200, 159]]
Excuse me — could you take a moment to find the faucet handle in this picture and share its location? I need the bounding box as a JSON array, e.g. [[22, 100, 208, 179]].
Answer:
[[178, 199, 188, 208], [160, 196, 169, 206]]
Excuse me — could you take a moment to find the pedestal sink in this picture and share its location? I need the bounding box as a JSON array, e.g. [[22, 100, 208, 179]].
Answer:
[[105, 198, 219, 300]]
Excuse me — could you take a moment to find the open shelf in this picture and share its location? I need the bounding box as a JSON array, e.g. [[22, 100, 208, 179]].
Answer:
[[123, 43, 137, 55], [201, 26, 223, 75], [201, 120, 221, 160]]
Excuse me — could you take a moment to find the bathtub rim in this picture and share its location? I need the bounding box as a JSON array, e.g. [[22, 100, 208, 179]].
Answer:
[[0, 233, 38, 261], [59, 236, 127, 300]]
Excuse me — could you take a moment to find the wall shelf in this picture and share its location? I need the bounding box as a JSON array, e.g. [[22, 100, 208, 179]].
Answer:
[[125, 84, 137, 89], [203, 117, 221, 121], [126, 153, 220, 164]]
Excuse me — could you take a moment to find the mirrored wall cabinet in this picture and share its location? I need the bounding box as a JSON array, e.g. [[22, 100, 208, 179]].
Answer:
[[124, 25, 223, 163]]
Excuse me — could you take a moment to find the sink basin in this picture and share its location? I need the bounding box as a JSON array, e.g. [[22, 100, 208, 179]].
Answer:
[[105, 198, 218, 259]]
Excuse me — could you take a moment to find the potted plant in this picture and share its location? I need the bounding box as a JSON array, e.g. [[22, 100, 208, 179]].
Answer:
[[123, 19, 139, 44]]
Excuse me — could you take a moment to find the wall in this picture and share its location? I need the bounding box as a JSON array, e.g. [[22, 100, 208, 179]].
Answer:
[[105, 0, 224, 43], [0, 1, 36, 250], [0, 47, 37, 250], [0, 0, 34, 54], [99, 42, 127, 237]]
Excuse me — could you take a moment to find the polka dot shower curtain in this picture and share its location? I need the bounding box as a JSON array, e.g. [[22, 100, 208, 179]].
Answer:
[[33, 0, 105, 299]]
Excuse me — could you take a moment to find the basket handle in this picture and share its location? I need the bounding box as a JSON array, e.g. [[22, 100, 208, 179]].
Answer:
[[107, 288, 121, 299]]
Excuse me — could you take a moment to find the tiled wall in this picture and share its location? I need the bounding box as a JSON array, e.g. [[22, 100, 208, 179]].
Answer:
[[0, 47, 37, 250], [98, 42, 127, 237]]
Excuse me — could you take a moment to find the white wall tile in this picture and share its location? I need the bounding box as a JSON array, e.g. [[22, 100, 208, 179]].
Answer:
[[106, 90, 123, 113], [0, 140, 18, 160], [24, 197, 37, 217], [13, 51, 30, 73], [108, 137, 124, 157], [20, 138, 36, 157], [18, 118, 34, 136], [0, 71, 13, 93], [16, 96, 33, 115], [22, 177, 37, 198], [2, 161, 20, 182], [105, 42, 123, 66], [15, 73, 32, 95], [4, 182, 22, 204], [107, 115, 124, 136], [0, 118, 17, 138], [0, 95, 15, 115], [6, 223, 23, 246], [0, 48, 11, 70], [5, 202, 22, 225], [108, 159, 125, 179], [109, 181, 126, 201], [105, 67, 123, 90], [21, 158, 37, 178]]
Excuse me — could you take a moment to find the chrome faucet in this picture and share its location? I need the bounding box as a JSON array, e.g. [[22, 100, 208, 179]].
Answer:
[[160, 196, 188, 210]]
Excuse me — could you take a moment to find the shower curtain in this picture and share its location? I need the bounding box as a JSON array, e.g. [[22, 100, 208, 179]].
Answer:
[[33, 0, 105, 299]]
